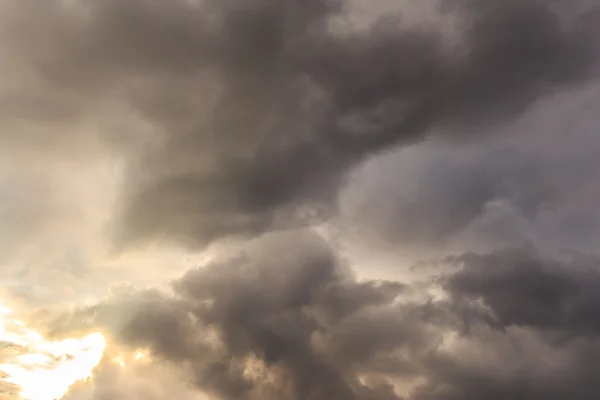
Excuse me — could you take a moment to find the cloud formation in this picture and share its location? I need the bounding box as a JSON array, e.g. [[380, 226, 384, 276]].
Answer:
[[58, 234, 423, 399], [447, 247, 600, 335], [413, 247, 600, 400], [1, 0, 597, 248], [50, 236, 600, 399], [340, 79, 600, 257], [2, 0, 600, 399]]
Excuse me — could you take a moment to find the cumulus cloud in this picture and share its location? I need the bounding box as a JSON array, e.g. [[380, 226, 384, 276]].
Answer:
[[53, 234, 426, 399], [46, 235, 600, 399]]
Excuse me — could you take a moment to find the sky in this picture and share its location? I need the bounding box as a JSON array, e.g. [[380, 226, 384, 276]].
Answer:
[[1, 0, 600, 399]]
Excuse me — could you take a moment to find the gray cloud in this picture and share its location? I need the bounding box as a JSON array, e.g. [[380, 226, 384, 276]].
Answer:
[[3, 1, 600, 399], [1, 0, 597, 248], [408, 247, 600, 400], [54, 233, 438, 399], [115, 0, 600, 248], [412, 332, 600, 400], [340, 80, 600, 258], [0, 176, 69, 263], [48, 235, 600, 399], [446, 247, 600, 336], [342, 144, 575, 251]]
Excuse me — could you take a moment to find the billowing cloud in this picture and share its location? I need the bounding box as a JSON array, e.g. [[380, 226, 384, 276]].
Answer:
[[47, 234, 600, 399], [1, 0, 597, 249], [53, 234, 428, 399], [446, 247, 600, 335], [410, 247, 600, 400], [340, 78, 600, 259], [2, 0, 600, 399], [114, 0, 600, 248]]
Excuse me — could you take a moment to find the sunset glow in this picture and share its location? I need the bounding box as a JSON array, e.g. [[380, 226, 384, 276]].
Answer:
[[0, 304, 106, 400]]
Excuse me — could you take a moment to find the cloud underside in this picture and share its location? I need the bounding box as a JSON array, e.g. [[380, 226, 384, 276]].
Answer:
[[1, 0, 597, 249], [55, 234, 600, 400], [2, 0, 600, 399]]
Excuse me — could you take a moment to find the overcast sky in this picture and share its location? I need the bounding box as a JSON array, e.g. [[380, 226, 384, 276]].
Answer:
[[1, 0, 600, 399]]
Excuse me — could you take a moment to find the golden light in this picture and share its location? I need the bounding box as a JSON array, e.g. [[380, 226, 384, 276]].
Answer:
[[111, 349, 150, 369], [0, 303, 106, 400], [112, 355, 126, 368]]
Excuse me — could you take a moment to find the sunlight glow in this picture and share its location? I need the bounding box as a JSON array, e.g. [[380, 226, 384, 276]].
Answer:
[[112, 355, 126, 368], [111, 349, 150, 369], [0, 303, 106, 400]]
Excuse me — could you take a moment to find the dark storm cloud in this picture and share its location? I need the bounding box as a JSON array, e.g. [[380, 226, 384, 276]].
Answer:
[[55, 233, 441, 399], [446, 247, 600, 335], [52, 236, 600, 399], [411, 246, 600, 400], [5, 1, 600, 398], [1, 0, 597, 248], [117, 0, 599, 248], [412, 336, 600, 400]]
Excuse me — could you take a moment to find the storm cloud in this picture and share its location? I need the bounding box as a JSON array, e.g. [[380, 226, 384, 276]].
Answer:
[[410, 247, 600, 400], [446, 247, 600, 335], [2, 0, 600, 399], [49, 235, 600, 400], [58, 234, 427, 399], [1, 0, 597, 248], [339, 78, 600, 259]]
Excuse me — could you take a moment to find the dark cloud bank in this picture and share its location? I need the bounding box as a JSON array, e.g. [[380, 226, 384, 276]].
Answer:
[[6, 0, 600, 398], [1, 0, 598, 247], [59, 237, 600, 399]]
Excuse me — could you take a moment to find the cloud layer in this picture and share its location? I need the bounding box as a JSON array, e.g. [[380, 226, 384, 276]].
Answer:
[[51, 236, 600, 399], [2, 0, 597, 249], [2, 0, 600, 399]]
